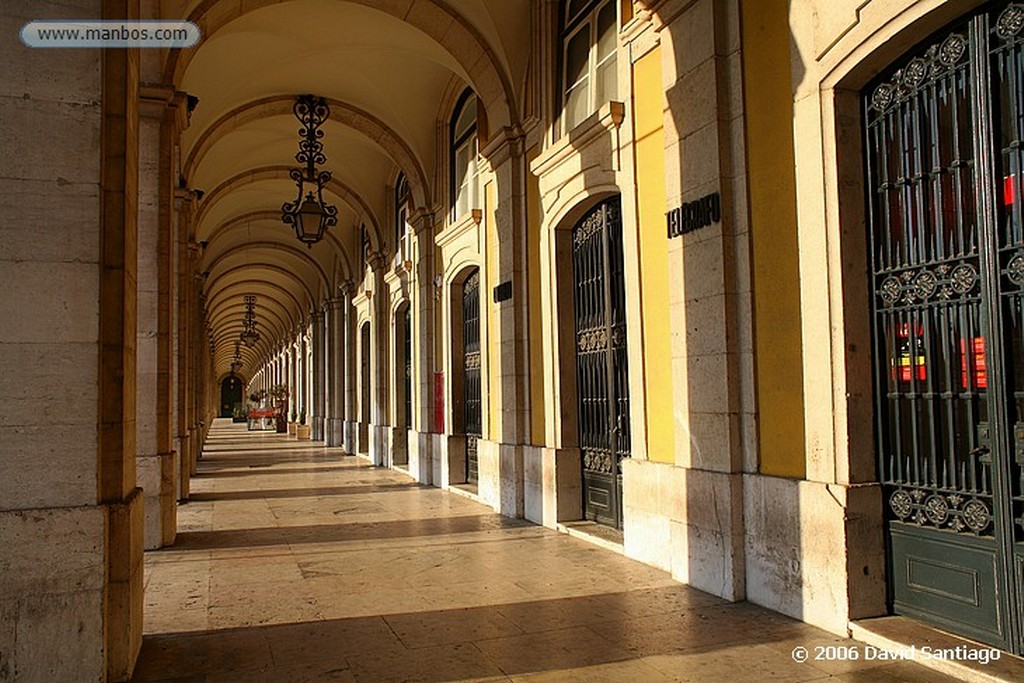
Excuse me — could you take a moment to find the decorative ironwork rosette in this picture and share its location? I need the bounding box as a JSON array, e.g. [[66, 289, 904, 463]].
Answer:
[[877, 262, 978, 306], [578, 329, 608, 352], [888, 486, 992, 534], [574, 212, 603, 245], [870, 33, 967, 112], [583, 449, 614, 474], [1006, 253, 1024, 285], [997, 4, 1024, 40]]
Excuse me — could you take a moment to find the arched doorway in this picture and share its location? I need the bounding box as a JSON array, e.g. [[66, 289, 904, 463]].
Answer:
[[220, 374, 243, 418], [865, 2, 1024, 651], [360, 321, 371, 454], [462, 269, 482, 485], [572, 196, 630, 529]]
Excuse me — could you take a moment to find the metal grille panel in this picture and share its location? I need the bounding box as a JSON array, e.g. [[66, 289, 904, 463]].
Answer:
[[865, 3, 1024, 651], [573, 196, 630, 528], [464, 269, 481, 484]]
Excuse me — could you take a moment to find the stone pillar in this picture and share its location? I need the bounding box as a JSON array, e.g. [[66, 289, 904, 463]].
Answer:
[[368, 255, 390, 466], [0, 1, 144, 676], [479, 129, 531, 516], [325, 297, 346, 446], [343, 288, 359, 453], [408, 211, 437, 484], [289, 336, 298, 422], [136, 85, 185, 550], [311, 308, 325, 440], [654, 0, 749, 602]]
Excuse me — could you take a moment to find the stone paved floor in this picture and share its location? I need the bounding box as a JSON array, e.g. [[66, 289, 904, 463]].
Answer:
[[132, 420, 956, 682]]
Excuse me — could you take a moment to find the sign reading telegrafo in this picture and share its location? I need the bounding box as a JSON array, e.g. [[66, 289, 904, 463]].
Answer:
[[667, 191, 721, 238]]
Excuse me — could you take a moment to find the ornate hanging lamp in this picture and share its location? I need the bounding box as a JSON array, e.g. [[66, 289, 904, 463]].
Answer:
[[240, 295, 261, 348], [281, 94, 338, 247]]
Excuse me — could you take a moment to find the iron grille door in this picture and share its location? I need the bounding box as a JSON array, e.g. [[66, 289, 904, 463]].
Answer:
[[865, 3, 1024, 652], [572, 196, 630, 529], [463, 269, 482, 484], [404, 306, 412, 431]]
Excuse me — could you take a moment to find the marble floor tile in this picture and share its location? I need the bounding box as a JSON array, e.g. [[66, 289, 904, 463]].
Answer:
[[132, 420, 958, 682]]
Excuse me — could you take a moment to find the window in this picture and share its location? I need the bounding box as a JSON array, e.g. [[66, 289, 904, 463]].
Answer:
[[562, 0, 618, 132], [450, 89, 480, 218], [395, 172, 410, 263]]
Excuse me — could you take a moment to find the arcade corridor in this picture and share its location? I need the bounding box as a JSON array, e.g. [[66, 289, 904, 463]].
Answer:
[[130, 420, 950, 682]]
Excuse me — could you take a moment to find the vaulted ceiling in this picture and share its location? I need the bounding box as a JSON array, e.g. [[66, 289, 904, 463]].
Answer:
[[155, 0, 531, 379]]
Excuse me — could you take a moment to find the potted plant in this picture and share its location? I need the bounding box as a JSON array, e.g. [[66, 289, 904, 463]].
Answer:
[[231, 403, 247, 423], [296, 410, 311, 440], [289, 408, 298, 437]]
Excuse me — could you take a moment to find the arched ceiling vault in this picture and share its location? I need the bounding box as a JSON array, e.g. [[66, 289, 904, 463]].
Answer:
[[185, 97, 431, 211], [194, 167, 381, 254], [159, 0, 529, 378]]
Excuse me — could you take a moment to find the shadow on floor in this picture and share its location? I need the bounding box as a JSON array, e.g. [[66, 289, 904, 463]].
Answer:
[[188, 482, 429, 502], [131, 587, 823, 683], [169, 514, 535, 550]]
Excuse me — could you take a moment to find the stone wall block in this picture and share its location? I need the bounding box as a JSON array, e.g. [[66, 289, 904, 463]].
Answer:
[[0, 179, 99, 263]]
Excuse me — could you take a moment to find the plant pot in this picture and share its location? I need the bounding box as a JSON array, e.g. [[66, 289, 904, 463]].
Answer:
[[288, 422, 297, 436], [296, 424, 311, 440]]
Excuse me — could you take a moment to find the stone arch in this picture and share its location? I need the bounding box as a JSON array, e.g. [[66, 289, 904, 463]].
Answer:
[[203, 243, 332, 298], [204, 263, 318, 314], [205, 210, 356, 284], [164, 0, 517, 132], [184, 95, 432, 211], [194, 165, 384, 253]]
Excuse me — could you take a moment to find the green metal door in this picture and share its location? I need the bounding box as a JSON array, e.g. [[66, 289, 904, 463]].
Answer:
[[865, 2, 1024, 653]]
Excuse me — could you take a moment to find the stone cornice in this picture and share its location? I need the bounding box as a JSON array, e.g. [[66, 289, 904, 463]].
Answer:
[[531, 101, 626, 179], [436, 209, 482, 250]]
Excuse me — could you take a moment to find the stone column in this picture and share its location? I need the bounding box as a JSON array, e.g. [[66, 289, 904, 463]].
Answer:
[[325, 297, 346, 446], [368, 255, 390, 465], [300, 325, 309, 427], [343, 287, 358, 453], [136, 85, 188, 550], [479, 129, 531, 516], [311, 308, 325, 440], [289, 336, 298, 422], [408, 210, 437, 484], [653, 0, 750, 602]]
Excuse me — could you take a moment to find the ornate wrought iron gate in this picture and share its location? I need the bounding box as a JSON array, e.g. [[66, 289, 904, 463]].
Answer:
[[572, 196, 630, 528], [404, 306, 412, 431], [866, 3, 1024, 652], [463, 270, 482, 484]]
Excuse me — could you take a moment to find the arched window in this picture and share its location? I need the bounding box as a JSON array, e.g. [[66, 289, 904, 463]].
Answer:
[[562, 0, 618, 132], [395, 172, 409, 243], [395, 172, 410, 263], [450, 89, 480, 218]]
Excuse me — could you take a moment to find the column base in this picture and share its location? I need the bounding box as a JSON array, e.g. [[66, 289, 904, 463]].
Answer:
[[407, 430, 434, 485], [436, 434, 466, 487], [343, 420, 357, 454], [137, 450, 178, 550], [326, 417, 344, 447], [388, 426, 408, 467], [369, 423, 390, 467], [476, 440, 523, 518], [524, 446, 582, 528], [311, 415, 325, 442], [0, 504, 107, 682]]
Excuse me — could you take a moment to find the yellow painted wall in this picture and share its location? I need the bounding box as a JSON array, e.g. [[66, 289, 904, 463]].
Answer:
[[527, 147, 547, 445], [741, 0, 806, 478], [632, 44, 674, 464], [485, 180, 499, 438]]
